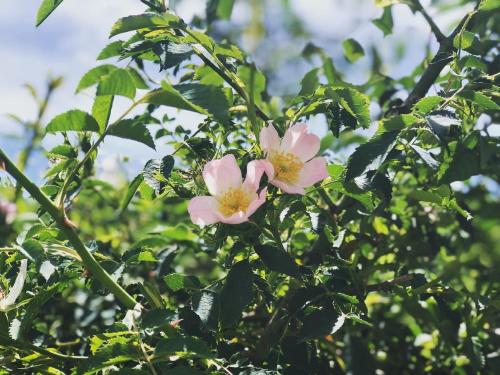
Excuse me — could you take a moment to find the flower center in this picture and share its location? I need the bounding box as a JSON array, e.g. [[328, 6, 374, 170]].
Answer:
[[218, 188, 252, 217], [268, 152, 303, 184]]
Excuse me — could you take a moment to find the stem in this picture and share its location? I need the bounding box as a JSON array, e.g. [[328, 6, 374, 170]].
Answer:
[[0, 148, 137, 309], [183, 29, 270, 123], [0, 332, 87, 362], [411, 0, 446, 43], [400, 9, 477, 112], [366, 274, 415, 292]]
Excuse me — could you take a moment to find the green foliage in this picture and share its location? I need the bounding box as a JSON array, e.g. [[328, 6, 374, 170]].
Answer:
[[36, 0, 64, 26], [1, 0, 499, 374], [342, 38, 365, 62], [45, 109, 100, 133]]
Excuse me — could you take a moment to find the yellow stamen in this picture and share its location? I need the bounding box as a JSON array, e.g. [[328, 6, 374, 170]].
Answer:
[[218, 188, 252, 217], [268, 152, 303, 184]]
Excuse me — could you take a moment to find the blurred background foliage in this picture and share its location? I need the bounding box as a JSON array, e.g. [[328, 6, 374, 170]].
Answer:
[[0, 0, 499, 374]]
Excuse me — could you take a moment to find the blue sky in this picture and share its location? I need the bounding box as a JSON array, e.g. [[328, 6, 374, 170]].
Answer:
[[0, 0, 475, 184]]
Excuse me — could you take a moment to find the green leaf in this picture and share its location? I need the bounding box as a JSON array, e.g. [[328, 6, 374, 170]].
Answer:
[[45, 110, 100, 133], [342, 38, 365, 62], [413, 96, 443, 114], [154, 42, 194, 71], [141, 82, 229, 122], [237, 65, 266, 107], [164, 273, 201, 292], [21, 239, 44, 263], [480, 0, 500, 11], [155, 336, 212, 358], [375, 0, 401, 6], [220, 260, 253, 327], [458, 90, 499, 110], [142, 155, 175, 194], [108, 119, 156, 149], [440, 142, 480, 183], [36, 0, 64, 26], [373, 7, 393, 36], [109, 13, 183, 38], [345, 129, 400, 180], [192, 290, 220, 328], [217, 0, 235, 19], [299, 306, 339, 340], [97, 41, 124, 60], [126, 68, 149, 89], [141, 308, 176, 330], [410, 144, 439, 169], [328, 87, 371, 128], [453, 30, 475, 50], [299, 68, 320, 97], [92, 95, 114, 133], [254, 244, 301, 278], [119, 174, 144, 214], [96, 69, 136, 99], [376, 114, 418, 133], [76, 65, 117, 93]]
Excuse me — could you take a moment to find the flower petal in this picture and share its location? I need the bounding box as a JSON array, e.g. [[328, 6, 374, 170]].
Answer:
[[259, 124, 281, 153], [245, 187, 267, 218], [202, 154, 242, 197], [281, 123, 320, 161], [297, 157, 329, 187], [255, 159, 275, 181], [271, 179, 305, 195], [243, 160, 268, 192], [188, 196, 221, 226], [220, 211, 249, 225]]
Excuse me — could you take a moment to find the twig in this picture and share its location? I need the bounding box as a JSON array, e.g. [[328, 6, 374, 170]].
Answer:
[[366, 274, 416, 292], [400, 9, 477, 112], [0, 332, 87, 362], [411, 0, 446, 43]]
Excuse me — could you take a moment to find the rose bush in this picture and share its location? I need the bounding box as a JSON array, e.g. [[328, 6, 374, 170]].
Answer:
[[0, 0, 499, 374]]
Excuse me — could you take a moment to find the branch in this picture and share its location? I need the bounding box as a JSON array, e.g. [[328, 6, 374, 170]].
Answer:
[[0, 332, 87, 362], [0, 149, 138, 309], [400, 9, 477, 113], [182, 29, 270, 123], [366, 274, 416, 292], [411, 0, 446, 43]]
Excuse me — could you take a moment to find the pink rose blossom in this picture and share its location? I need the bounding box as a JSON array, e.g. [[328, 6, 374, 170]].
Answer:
[[188, 154, 267, 226], [0, 200, 16, 224], [257, 123, 328, 194]]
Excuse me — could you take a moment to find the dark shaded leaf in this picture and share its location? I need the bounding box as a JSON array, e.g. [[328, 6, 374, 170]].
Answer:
[[108, 119, 156, 149], [342, 38, 365, 62], [299, 305, 339, 340], [220, 260, 253, 327], [345, 130, 400, 180], [254, 244, 301, 278]]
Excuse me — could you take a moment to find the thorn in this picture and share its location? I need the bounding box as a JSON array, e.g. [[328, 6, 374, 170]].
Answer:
[[63, 212, 78, 229]]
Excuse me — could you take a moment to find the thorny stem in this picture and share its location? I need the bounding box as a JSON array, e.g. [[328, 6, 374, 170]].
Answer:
[[0, 148, 138, 309]]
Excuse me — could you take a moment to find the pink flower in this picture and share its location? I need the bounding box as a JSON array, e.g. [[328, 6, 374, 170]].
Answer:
[[0, 200, 16, 224], [257, 123, 328, 194], [188, 154, 267, 226]]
